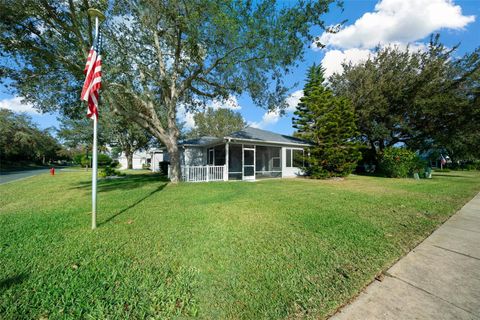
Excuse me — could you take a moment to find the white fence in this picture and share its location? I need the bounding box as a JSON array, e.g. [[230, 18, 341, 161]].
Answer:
[[168, 165, 226, 182]]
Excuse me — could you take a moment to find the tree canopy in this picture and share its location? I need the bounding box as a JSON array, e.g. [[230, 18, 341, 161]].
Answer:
[[329, 36, 480, 161], [0, 0, 335, 182], [186, 108, 245, 138], [0, 108, 62, 164]]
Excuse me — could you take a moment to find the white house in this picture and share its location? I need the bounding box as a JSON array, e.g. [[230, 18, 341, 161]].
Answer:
[[161, 127, 311, 182], [117, 150, 149, 170], [117, 148, 168, 170]]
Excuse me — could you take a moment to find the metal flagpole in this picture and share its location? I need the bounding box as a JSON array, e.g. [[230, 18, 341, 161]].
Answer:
[[88, 8, 105, 230]]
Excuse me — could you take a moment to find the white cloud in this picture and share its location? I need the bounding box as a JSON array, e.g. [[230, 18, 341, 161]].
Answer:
[[249, 110, 281, 129], [177, 104, 196, 129], [321, 48, 373, 78], [250, 90, 304, 128], [315, 0, 474, 77], [318, 0, 475, 50], [285, 90, 303, 112], [0, 96, 39, 114]]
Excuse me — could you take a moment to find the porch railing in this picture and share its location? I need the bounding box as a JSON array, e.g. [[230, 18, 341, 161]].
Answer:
[[168, 165, 226, 182]]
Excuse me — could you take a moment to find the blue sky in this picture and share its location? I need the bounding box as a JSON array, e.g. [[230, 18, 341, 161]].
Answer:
[[1, 0, 479, 135]]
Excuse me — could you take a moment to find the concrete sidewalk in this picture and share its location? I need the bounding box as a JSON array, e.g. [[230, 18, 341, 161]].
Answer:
[[332, 193, 480, 320]]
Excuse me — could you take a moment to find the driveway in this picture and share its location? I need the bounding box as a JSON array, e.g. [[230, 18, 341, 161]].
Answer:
[[0, 167, 50, 185]]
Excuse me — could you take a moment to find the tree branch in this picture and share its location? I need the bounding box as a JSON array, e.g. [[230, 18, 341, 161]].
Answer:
[[152, 31, 167, 79]]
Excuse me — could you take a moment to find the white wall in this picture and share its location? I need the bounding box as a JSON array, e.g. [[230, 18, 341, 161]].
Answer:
[[150, 152, 165, 172], [281, 147, 304, 177], [118, 150, 151, 170]]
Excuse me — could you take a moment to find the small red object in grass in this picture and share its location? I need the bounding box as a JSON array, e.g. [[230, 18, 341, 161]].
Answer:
[[50, 167, 55, 175]]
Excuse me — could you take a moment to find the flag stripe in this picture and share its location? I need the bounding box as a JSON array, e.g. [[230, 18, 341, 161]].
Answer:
[[81, 32, 102, 119]]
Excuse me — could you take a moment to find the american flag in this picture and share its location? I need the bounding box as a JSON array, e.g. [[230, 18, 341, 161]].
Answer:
[[440, 154, 447, 166], [81, 32, 102, 119]]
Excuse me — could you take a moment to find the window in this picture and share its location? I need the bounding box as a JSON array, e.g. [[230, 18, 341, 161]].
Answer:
[[271, 147, 281, 170], [286, 148, 304, 168], [286, 149, 292, 167], [293, 149, 304, 167], [208, 148, 214, 165]]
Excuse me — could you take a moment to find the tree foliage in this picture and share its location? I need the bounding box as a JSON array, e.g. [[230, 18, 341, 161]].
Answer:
[[330, 36, 480, 161], [293, 65, 361, 178], [104, 116, 153, 169], [0, 0, 335, 182], [0, 108, 61, 164], [58, 114, 153, 169], [187, 108, 245, 138]]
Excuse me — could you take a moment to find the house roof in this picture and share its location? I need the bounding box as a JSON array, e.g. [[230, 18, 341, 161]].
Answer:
[[179, 136, 221, 146], [179, 127, 310, 147], [225, 127, 310, 146]]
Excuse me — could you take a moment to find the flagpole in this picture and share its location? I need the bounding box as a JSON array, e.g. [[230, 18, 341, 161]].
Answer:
[[88, 8, 105, 230]]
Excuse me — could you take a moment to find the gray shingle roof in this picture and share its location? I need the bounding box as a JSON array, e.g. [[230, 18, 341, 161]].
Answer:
[[226, 127, 310, 146], [179, 136, 221, 146], [179, 127, 310, 147]]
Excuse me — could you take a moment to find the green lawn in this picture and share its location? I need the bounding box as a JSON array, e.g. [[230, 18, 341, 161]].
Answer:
[[1, 171, 479, 319]]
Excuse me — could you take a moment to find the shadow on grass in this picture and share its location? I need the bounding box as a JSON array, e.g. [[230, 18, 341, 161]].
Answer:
[[72, 173, 169, 193], [99, 182, 168, 226], [0, 273, 28, 292]]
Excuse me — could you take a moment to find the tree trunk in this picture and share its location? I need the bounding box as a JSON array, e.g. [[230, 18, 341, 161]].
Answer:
[[126, 152, 133, 169], [165, 140, 181, 183]]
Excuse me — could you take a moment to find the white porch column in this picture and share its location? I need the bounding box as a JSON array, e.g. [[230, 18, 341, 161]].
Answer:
[[224, 141, 229, 181]]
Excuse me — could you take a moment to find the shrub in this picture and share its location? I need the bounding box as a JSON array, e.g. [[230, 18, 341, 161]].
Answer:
[[97, 154, 113, 167], [99, 165, 125, 178], [80, 155, 91, 168], [379, 147, 425, 178], [73, 153, 84, 165], [110, 160, 120, 168], [411, 156, 427, 176]]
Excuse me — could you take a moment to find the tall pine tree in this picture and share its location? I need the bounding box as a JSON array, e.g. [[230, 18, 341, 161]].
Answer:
[[293, 65, 361, 178]]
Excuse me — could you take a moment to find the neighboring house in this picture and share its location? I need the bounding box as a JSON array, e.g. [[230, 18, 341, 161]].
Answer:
[[160, 127, 310, 182], [118, 150, 151, 170], [149, 148, 166, 172], [117, 148, 166, 170]]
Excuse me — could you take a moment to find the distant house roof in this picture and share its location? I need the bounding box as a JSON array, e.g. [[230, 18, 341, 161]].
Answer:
[[179, 127, 310, 147], [225, 127, 310, 146]]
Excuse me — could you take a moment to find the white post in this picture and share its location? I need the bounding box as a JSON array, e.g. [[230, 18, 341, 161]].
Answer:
[[241, 144, 244, 180], [224, 142, 229, 181], [91, 15, 99, 230]]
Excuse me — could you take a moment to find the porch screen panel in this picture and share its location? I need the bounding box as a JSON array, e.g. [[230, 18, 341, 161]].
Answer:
[[228, 144, 242, 180], [255, 146, 282, 178], [214, 145, 225, 165]]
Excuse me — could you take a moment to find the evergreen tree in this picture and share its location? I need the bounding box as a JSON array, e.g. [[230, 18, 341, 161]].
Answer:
[[293, 65, 361, 178]]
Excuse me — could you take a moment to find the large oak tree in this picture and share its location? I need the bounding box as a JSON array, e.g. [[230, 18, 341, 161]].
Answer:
[[329, 37, 480, 161], [0, 0, 335, 182]]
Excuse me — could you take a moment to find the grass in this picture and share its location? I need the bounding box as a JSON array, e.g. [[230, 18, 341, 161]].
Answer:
[[1, 171, 479, 319]]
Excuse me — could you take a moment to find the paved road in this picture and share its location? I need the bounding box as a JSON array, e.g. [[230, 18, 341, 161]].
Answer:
[[0, 168, 50, 185], [331, 192, 480, 319]]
